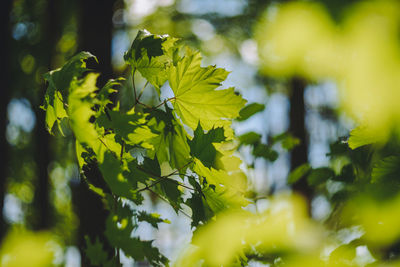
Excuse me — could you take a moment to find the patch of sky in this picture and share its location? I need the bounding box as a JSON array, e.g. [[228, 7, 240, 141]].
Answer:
[[12, 22, 28, 40], [178, 0, 247, 17], [311, 194, 331, 221], [6, 98, 36, 146], [7, 98, 35, 132], [64, 246, 81, 267], [191, 19, 215, 41], [125, 0, 175, 25], [3, 194, 23, 224], [112, 30, 131, 68]]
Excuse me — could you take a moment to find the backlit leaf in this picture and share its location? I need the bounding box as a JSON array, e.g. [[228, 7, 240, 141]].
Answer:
[[169, 48, 246, 130]]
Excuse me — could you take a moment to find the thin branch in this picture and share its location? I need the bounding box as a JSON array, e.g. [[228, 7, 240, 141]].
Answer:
[[152, 97, 176, 110], [56, 92, 69, 108], [177, 160, 193, 172], [132, 70, 152, 108], [173, 180, 195, 191], [137, 166, 161, 179], [104, 108, 112, 121], [137, 81, 149, 100], [137, 176, 195, 193], [137, 179, 164, 193], [132, 68, 137, 105], [120, 141, 125, 163], [147, 188, 191, 218], [98, 137, 111, 151], [116, 248, 121, 266]]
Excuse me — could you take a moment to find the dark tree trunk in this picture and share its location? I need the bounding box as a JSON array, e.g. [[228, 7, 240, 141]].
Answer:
[[289, 78, 312, 210], [32, 0, 62, 231], [76, 0, 115, 265], [0, 0, 13, 240], [79, 0, 114, 85]]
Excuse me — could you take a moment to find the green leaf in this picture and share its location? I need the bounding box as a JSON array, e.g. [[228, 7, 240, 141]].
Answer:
[[327, 138, 349, 157], [99, 152, 143, 204], [348, 126, 378, 149], [124, 160, 151, 190], [186, 176, 212, 227], [238, 132, 261, 145], [94, 78, 122, 116], [252, 143, 278, 161], [68, 74, 104, 157], [124, 30, 178, 94], [189, 123, 226, 168], [84, 236, 109, 266], [97, 107, 157, 149], [272, 132, 300, 150], [45, 51, 96, 93], [193, 159, 249, 211], [147, 106, 191, 169], [142, 156, 161, 177], [186, 192, 207, 228], [237, 103, 265, 121], [137, 211, 170, 229], [43, 51, 96, 133], [169, 48, 246, 130], [307, 167, 335, 186], [157, 179, 184, 213], [105, 203, 168, 266], [371, 156, 400, 184], [333, 164, 355, 183], [287, 163, 311, 184], [68, 73, 122, 163]]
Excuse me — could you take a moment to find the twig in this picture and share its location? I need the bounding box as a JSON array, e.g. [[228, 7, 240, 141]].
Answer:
[[177, 160, 193, 172], [137, 81, 149, 100], [98, 137, 111, 151], [56, 92, 69, 108], [132, 68, 137, 105], [147, 188, 191, 218], [137, 176, 195, 193], [120, 141, 125, 163], [132, 69, 152, 108], [152, 97, 176, 110]]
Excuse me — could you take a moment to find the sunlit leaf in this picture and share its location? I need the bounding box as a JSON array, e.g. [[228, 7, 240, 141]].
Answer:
[[124, 29, 178, 94], [169, 48, 246, 130]]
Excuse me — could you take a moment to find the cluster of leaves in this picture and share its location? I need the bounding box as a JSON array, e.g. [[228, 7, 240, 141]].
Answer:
[[282, 126, 400, 263], [42, 29, 251, 265], [235, 98, 300, 165]]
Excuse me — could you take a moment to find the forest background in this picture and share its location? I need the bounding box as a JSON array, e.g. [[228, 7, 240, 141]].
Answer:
[[1, 0, 399, 266]]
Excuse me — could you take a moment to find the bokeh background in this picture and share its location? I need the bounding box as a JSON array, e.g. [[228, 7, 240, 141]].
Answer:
[[0, 0, 372, 266]]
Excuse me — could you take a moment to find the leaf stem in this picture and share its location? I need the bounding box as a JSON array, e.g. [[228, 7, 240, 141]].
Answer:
[[56, 92, 69, 108], [137, 81, 149, 101], [120, 141, 125, 163], [153, 97, 176, 110], [137, 176, 195, 193], [147, 188, 191, 218], [132, 69, 152, 108], [132, 68, 137, 105]]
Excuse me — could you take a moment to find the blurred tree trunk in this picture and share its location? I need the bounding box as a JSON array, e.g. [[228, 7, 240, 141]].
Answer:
[[32, 0, 61, 231], [289, 78, 312, 211], [79, 0, 114, 85], [76, 0, 115, 264], [0, 0, 12, 240]]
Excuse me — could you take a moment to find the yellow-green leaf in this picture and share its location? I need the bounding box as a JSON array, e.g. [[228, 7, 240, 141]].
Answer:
[[169, 48, 246, 130]]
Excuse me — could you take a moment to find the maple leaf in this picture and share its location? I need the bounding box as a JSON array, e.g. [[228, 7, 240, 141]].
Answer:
[[169, 48, 246, 130]]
